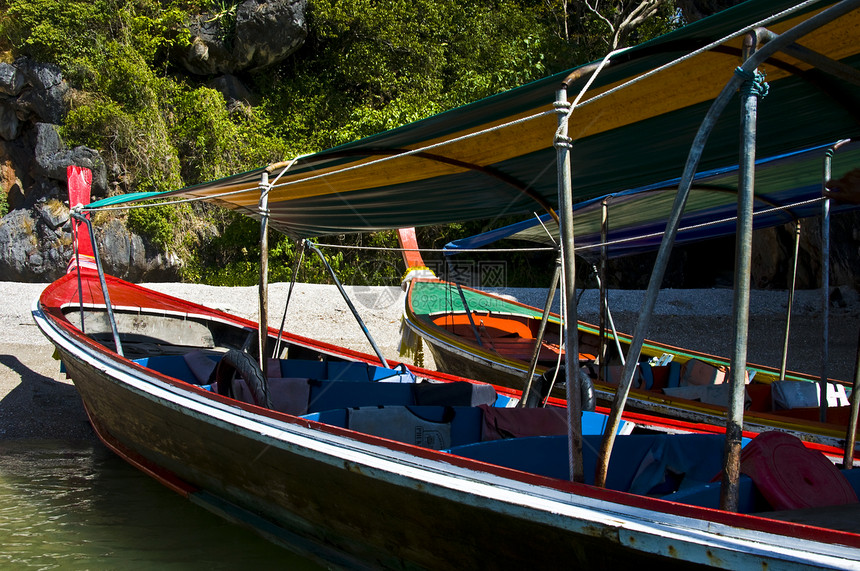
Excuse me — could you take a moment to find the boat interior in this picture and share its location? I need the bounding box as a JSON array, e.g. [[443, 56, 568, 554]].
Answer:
[[429, 309, 857, 429]]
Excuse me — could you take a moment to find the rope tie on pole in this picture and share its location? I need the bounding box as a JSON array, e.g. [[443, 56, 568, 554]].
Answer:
[[734, 67, 769, 98], [258, 183, 272, 217], [553, 100, 575, 150]]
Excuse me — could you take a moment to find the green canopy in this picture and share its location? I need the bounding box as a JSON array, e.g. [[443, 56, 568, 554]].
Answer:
[[93, 0, 860, 239]]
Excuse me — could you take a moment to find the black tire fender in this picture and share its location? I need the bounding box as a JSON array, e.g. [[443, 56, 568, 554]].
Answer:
[[211, 349, 273, 409], [529, 366, 596, 412]]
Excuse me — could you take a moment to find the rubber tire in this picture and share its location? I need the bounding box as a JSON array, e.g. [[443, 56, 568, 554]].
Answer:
[[212, 349, 273, 409], [527, 366, 596, 412]]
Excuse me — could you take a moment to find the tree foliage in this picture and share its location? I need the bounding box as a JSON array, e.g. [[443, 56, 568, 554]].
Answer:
[[0, 0, 682, 285]]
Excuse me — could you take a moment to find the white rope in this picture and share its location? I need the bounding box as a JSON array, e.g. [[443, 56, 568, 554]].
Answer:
[[266, 109, 558, 194], [314, 243, 556, 254], [85, 154, 313, 213], [82, 188, 254, 212]]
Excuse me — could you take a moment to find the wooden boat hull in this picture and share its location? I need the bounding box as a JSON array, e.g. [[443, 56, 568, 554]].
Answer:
[[34, 272, 860, 569], [403, 279, 860, 452]]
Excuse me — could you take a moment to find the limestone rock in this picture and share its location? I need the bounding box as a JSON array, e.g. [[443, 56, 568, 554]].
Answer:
[[0, 99, 21, 141], [179, 0, 307, 75], [233, 0, 307, 71], [14, 61, 68, 124], [0, 62, 26, 96], [32, 123, 108, 198]]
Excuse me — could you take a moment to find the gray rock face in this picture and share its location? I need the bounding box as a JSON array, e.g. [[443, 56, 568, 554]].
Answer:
[[32, 124, 107, 199], [0, 203, 72, 281], [0, 62, 26, 97], [179, 0, 307, 75], [0, 100, 21, 141], [233, 0, 307, 70], [0, 58, 169, 283], [0, 202, 182, 282], [14, 61, 68, 124]]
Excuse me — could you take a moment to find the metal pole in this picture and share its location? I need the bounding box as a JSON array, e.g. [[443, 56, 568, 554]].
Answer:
[[306, 242, 391, 368], [520, 258, 561, 407], [780, 220, 801, 381], [599, 198, 609, 383], [844, 326, 860, 468], [594, 272, 626, 366], [821, 139, 853, 420], [72, 212, 123, 357], [71, 212, 86, 334], [455, 282, 484, 348], [555, 87, 583, 482], [273, 239, 306, 359], [720, 31, 761, 513], [821, 174, 831, 424], [258, 173, 271, 373]]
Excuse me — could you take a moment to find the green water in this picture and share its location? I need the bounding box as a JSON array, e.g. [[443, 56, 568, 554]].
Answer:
[[0, 440, 323, 570]]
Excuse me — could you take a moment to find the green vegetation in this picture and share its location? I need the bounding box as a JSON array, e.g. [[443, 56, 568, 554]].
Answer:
[[0, 0, 681, 286]]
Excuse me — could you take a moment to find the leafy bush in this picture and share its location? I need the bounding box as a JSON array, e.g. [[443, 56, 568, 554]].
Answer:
[[0, 0, 681, 286]]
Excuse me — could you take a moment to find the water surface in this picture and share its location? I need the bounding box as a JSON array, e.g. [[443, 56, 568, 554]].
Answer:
[[0, 440, 323, 569]]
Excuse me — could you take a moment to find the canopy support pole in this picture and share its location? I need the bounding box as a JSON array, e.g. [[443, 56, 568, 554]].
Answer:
[[456, 282, 485, 348], [71, 212, 123, 357], [258, 173, 271, 373], [821, 168, 832, 423], [720, 30, 763, 513], [594, 270, 626, 367], [555, 87, 584, 482], [306, 242, 391, 368], [273, 239, 306, 359], [599, 198, 609, 382], [590, 1, 860, 487], [844, 326, 860, 468], [779, 220, 801, 381], [520, 257, 561, 407], [819, 139, 852, 419]]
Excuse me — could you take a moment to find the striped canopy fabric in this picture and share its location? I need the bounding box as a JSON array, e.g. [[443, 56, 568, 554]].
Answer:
[[93, 0, 860, 239]]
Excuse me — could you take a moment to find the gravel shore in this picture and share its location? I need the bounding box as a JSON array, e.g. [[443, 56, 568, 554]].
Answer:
[[2, 281, 858, 440]]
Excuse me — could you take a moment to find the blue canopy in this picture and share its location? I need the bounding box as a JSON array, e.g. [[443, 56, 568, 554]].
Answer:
[[444, 142, 860, 258]]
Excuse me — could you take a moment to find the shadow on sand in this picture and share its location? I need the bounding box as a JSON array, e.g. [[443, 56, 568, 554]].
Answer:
[[0, 352, 94, 440]]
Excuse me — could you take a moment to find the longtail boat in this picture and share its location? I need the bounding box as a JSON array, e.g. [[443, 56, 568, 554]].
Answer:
[[33, 1, 860, 567], [402, 276, 860, 451]]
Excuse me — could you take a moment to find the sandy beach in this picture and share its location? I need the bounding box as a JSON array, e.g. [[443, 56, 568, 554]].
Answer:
[[2, 281, 858, 441]]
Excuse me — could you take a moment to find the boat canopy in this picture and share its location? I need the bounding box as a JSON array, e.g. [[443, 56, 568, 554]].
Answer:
[[444, 141, 860, 259], [89, 0, 860, 239]]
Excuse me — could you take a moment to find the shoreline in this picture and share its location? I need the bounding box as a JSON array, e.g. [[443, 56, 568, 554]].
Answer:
[[2, 282, 858, 440]]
